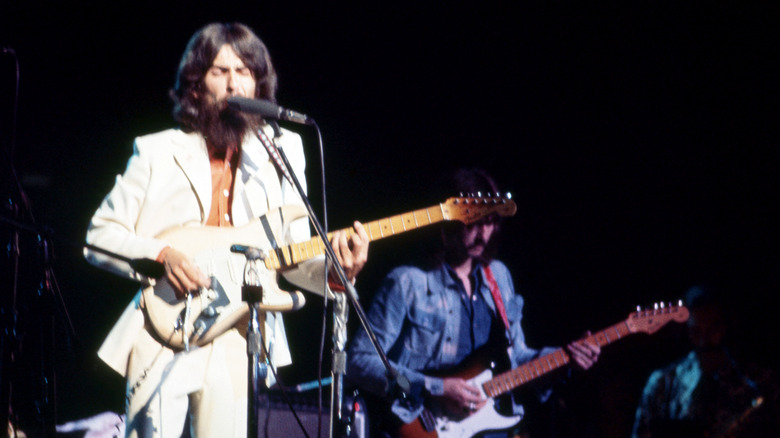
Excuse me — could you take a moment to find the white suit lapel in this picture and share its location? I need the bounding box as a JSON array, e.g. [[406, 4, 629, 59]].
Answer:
[[172, 133, 212, 223], [235, 130, 283, 222]]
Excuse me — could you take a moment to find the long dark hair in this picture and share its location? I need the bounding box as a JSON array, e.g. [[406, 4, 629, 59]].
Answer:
[[170, 22, 277, 132]]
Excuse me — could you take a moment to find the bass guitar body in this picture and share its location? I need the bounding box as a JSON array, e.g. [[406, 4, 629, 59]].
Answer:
[[142, 205, 308, 350]]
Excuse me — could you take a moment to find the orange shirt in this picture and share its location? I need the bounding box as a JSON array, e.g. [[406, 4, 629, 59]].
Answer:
[[156, 146, 238, 263], [206, 146, 239, 227]]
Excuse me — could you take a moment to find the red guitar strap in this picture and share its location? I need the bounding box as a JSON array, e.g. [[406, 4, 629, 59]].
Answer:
[[483, 265, 510, 332]]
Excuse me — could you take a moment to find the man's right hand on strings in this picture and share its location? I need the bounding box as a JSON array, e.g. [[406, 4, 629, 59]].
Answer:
[[158, 247, 211, 299], [441, 377, 487, 416]]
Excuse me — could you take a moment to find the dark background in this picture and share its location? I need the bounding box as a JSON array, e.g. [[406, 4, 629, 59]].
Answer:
[[2, 2, 778, 437]]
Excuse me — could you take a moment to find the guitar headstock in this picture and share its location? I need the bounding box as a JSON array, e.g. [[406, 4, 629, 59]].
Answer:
[[442, 194, 517, 225], [626, 302, 690, 334]]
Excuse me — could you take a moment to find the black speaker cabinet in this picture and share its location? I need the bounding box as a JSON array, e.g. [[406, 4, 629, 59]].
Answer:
[[255, 391, 367, 438]]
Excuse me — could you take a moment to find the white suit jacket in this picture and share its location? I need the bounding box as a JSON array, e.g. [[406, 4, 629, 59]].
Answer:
[[86, 126, 325, 376]]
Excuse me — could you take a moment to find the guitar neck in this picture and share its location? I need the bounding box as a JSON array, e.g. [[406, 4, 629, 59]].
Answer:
[[264, 203, 448, 270], [482, 320, 631, 398]]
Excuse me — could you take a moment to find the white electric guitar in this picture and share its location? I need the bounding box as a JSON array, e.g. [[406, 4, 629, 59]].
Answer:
[[142, 195, 517, 349], [397, 304, 690, 438]]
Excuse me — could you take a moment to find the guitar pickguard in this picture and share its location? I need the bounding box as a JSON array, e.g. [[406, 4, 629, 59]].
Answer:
[[142, 205, 309, 350]]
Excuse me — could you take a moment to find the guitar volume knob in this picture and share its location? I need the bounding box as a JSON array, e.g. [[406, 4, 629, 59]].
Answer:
[[194, 320, 207, 335]]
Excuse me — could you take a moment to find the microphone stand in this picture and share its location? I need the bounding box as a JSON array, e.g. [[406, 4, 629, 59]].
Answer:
[[1, 213, 79, 436], [254, 124, 409, 438], [1, 212, 164, 436], [237, 247, 270, 438], [0, 214, 166, 281]]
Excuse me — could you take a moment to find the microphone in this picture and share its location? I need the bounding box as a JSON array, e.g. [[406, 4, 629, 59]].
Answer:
[[230, 244, 265, 261], [227, 96, 312, 125]]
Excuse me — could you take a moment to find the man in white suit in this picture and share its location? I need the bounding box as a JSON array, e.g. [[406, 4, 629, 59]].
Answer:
[[85, 22, 369, 437]]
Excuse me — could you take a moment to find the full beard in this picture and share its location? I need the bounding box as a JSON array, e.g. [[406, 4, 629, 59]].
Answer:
[[197, 98, 263, 155]]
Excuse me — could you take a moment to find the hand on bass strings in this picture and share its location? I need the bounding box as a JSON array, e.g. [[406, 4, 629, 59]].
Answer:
[[158, 246, 211, 299], [567, 330, 601, 370], [441, 377, 487, 416], [328, 221, 370, 285]]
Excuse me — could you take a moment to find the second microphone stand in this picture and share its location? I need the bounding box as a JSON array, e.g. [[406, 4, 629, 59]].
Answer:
[[240, 247, 270, 438], [254, 124, 409, 438]]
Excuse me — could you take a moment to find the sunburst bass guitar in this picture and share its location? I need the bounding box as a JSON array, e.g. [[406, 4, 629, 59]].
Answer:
[[142, 195, 517, 350], [398, 304, 690, 438]]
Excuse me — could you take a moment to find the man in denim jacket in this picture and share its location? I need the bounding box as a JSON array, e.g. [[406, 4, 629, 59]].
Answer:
[[347, 169, 600, 437]]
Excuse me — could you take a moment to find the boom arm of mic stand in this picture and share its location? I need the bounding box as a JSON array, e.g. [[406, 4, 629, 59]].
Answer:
[[259, 127, 409, 397], [83, 242, 166, 279], [1, 214, 165, 280]]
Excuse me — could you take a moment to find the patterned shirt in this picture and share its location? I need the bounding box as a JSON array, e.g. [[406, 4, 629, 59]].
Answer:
[[631, 350, 777, 438]]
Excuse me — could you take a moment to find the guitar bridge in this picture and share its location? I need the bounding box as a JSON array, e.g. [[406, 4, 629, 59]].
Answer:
[[174, 276, 230, 341], [419, 409, 436, 432]]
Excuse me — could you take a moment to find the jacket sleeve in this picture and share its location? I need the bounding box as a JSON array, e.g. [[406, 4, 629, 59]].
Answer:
[[84, 140, 170, 282], [346, 268, 431, 423]]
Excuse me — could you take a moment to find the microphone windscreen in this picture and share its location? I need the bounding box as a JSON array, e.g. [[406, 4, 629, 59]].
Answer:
[[226, 96, 279, 118]]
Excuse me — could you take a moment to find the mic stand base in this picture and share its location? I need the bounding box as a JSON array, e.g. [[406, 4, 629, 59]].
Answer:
[[244, 285, 268, 438], [330, 293, 349, 438]]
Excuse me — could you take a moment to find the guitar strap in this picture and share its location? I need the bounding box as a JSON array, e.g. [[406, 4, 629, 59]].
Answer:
[[483, 265, 510, 333], [254, 124, 291, 253], [484, 264, 514, 410], [255, 124, 296, 189]]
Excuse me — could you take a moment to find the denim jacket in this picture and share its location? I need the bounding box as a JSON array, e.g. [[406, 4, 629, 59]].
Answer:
[[347, 260, 554, 423]]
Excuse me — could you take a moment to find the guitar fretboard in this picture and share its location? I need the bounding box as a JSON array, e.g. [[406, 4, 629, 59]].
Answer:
[[481, 304, 687, 398], [263, 204, 447, 270], [482, 320, 632, 398]]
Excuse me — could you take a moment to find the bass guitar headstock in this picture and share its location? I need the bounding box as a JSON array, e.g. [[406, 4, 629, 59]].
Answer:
[[626, 301, 690, 335], [442, 193, 517, 225]]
